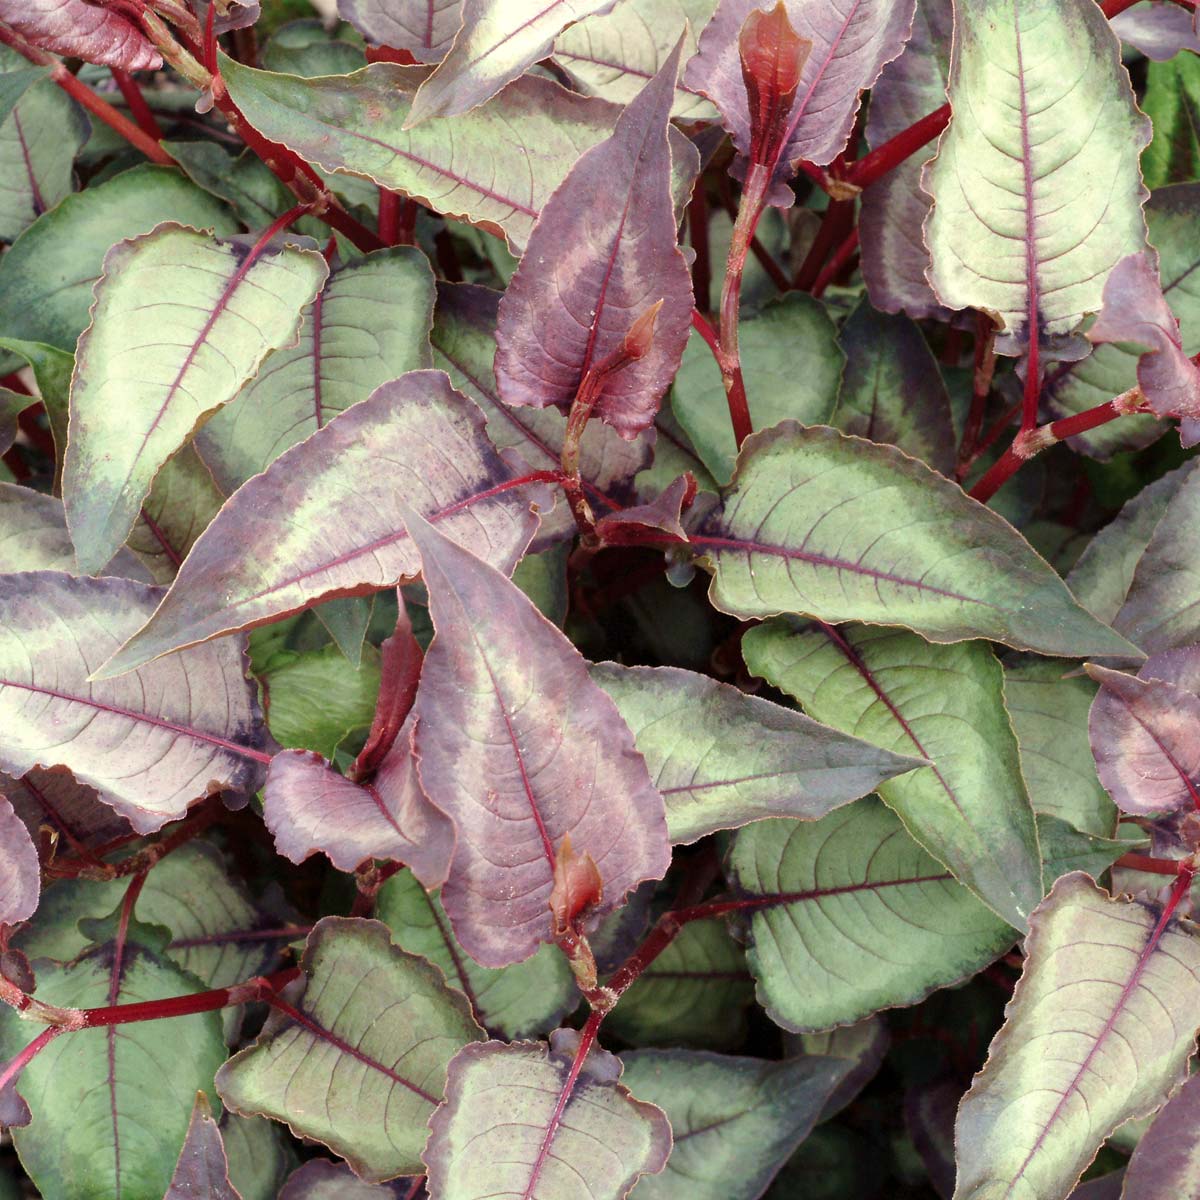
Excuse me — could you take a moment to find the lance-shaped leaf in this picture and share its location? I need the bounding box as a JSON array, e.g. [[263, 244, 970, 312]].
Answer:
[[834, 299, 956, 474], [217, 917, 484, 1182], [494, 42, 692, 439], [590, 661, 923, 844], [923, 0, 1150, 357], [553, 0, 718, 119], [1114, 458, 1200, 653], [953, 872, 1200, 1200], [0, 925, 227, 1200], [423, 1035, 671, 1200], [692, 423, 1138, 658], [408, 0, 623, 124], [1121, 1072, 1200, 1200], [858, 0, 954, 320], [0, 796, 37, 926], [744, 620, 1043, 931], [0, 0, 162, 69], [95, 371, 544, 678], [728, 802, 1016, 1032], [198, 246, 436, 492], [63, 224, 328, 575], [620, 1051, 850, 1200], [165, 1093, 239, 1200], [684, 0, 916, 196], [377, 868, 575, 1039], [1003, 656, 1114, 837], [0, 572, 269, 834], [1087, 250, 1200, 432], [222, 57, 667, 253], [337, 0, 461, 61], [406, 507, 671, 967], [263, 724, 455, 885], [1086, 663, 1200, 816]]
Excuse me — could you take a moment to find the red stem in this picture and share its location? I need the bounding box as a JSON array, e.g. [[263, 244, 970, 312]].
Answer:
[[55, 62, 173, 164], [811, 227, 859, 298], [378, 188, 400, 245], [111, 69, 163, 141], [688, 186, 712, 314], [690, 307, 721, 363], [1115, 852, 1185, 877], [844, 104, 950, 189], [0, 1026, 63, 1095], [794, 198, 853, 292]]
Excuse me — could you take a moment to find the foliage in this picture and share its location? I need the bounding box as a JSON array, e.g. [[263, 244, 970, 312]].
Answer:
[[2, 2, 1200, 1199]]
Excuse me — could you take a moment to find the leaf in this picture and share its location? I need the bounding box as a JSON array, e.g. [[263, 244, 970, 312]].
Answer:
[[1086, 663, 1200, 816], [727, 802, 1016, 1032], [858, 0, 954, 320], [217, 917, 483, 1181], [0, 65, 49, 128], [376, 868, 576, 1039], [553, 0, 718, 120], [493, 41, 693, 440], [953, 872, 1200, 1200], [337, 0, 461, 61], [923, 0, 1150, 357], [0, 388, 33, 458], [221, 57, 678, 253], [1121, 1071, 1200, 1200], [0, 340, 71, 487], [405, 505, 671, 967], [620, 1050, 850, 1200], [1141, 52, 1200, 189], [1114, 457, 1200, 653], [684, 0, 917, 192], [63, 224, 328, 574], [1037, 814, 1130, 885], [409, 0, 623, 124], [0, 0, 162, 69], [693, 423, 1140, 658], [833, 298, 956, 474], [0, 795, 37, 926], [197, 246, 436, 492], [165, 1093, 240, 1200], [0, 50, 89, 244], [0, 930, 227, 1199], [605, 917, 754, 1048], [279, 1158, 414, 1198], [671, 294, 842, 484], [789, 1016, 890, 1122], [262, 724, 455, 884], [423, 1035, 672, 1200], [744, 620, 1042, 930], [3, 765, 131, 856], [261, 19, 366, 77], [96, 371, 544, 677], [0, 572, 269, 834], [0, 163, 239, 352], [590, 661, 922, 845], [1111, 2, 1200, 61]]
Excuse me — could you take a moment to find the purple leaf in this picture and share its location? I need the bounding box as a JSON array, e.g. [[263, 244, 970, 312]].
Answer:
[[0, 0, 162, 70], [594, 473, 694, 545], [0, 795, 38, 927], [404, 506, 671, 967], [337, 0, 462, 62], [95, 371, 546, 679], [3, 765, 131, 854], [263, 717, 455, 885], [684, 0, 916, 200], [494, 40, 694, 440], [1121, 1071, 1200, 1200], [190, 1, 262, 35], [0, 572, 269, 834], [279, 1158, 416, 1198], [164, 1092, 240, 1200], [1110, 2, 1200, 61], [1087, 250, 1200, 426], [1086, 663, 1200, 816]]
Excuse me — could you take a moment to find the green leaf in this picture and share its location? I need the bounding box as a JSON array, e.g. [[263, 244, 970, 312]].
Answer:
[[923, 0, 1150, 355], [376, 868, 575, 1039], [216, 1111, 294, 1200], [833, 298, 956, 475], [0, 337, 72, 485], [953, 872, 1200, 1200], [1037, 814, 1130, 885], [728, 802, 1016, 1032], [0, 937, 227, 1199], [1003, 655, 1115, 837], [198, 246, 435, 492], [621, 1051, 851, 1200], [605, 917, 755, 1048], [0, 164, 238, 352], [672, 295, 843, 484], [216, 917, 483, 1182], [261, 18, 366, 77], [423, 1035, 672, 1200], [745, 621, 1043, 929], [0, 65, 49, 128], [1142, 52, 1200, 190], [695, 423, 1139, 658], [590, 661, 923, 845], [64, 223, 328, 574], [788, 1016, 890, 1122]]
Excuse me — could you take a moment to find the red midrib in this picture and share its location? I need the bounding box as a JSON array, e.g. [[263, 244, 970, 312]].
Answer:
[[1013, 0, 1042, 391]]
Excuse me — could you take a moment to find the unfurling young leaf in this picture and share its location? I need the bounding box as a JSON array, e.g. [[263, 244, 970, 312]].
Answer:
[[404, 505, 671, 967], [493, 39, 693, 439]]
